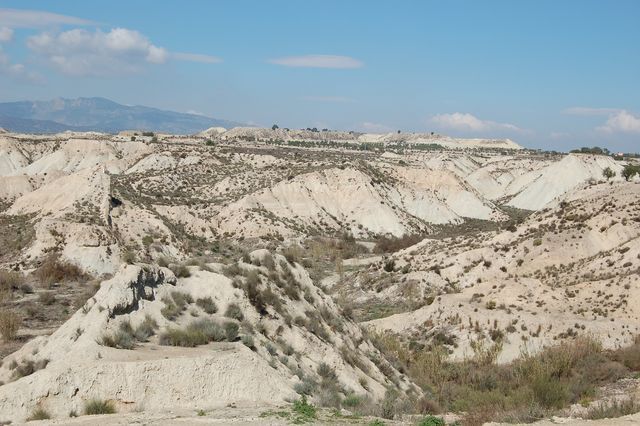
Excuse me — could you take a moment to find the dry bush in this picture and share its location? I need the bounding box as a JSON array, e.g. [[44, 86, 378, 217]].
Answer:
[[224, 303, 244, 321], [26, 407, 51, 421], [369, 332, 638, 424], [283, 245, 304, 265], [196, 297, 218, 314], [12, 358, 49, 379], [0, 310, 21, 341], [159, 318, 226, 347], [37, 291, 56, 305], [0, 269, 25, 292], [84, 398, 116, 415], [585, 398, 640, 420], [374, 234, 424, 253], [610, 335, 640, 371], [170, 263, 191, 278], [33, 254, 86, 287]]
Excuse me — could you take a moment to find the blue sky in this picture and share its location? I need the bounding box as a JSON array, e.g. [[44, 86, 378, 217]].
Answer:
[[0, 1, 638, 151]]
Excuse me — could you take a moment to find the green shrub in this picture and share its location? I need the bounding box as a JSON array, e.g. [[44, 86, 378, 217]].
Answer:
[[317, 362, 337, 381], [417, 416, 446, 426], [374, 234, 423, 253], [159, 318, 226, 347], [170, 264, 191, 278], [225, 303, 244, 321], [84, 398, 116, 415], [261, 253, 276, 270], [133, 315, 158, 341], [383, 259, 395, 272], [531, 375, 568, 409], [224, 321, 239, 341], [100, 330, 135, 349], [294, 376, 317, 396], [161, 292, 192, 320], [622, 164, 640, 181], [292, 395, 317, 422], [196, 297, 218, 314], [122, 250, 136, 264], [161, 297, 181, 320], [241, 334, 255, 350], [342, 394, 362, 408], [171, 291, 193, 309]]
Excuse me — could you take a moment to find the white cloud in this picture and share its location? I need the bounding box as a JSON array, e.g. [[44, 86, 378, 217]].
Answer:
[[0, 8, 94, 28], [171, 52, 222, 63], [269, 54, 363, 69], [0, 27, 13, 42], [565, 107, 640, 134], [26, 28, 221, 77], [596, 110, 640, 134], [430, 112, 521, 133], [302, 96, 355, 103], [26, 28, 167, 76]]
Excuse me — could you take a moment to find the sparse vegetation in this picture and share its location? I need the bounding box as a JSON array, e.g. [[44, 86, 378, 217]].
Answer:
[[370, 333, 640, 424], [292, 396, 317, 423], [84, 398, 116, 415], [34, 254, 86, 287], [196, 296, 218, 314], [225, 302, 244, 321], [374, 234, 424, 253], [0, 310, 21, 341], [622, 164, 640, 181], [159, 318, 230, 347], [26, 407, 51, 421]]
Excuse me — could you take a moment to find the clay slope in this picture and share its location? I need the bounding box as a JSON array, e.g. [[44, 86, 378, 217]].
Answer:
[[351, 182, 640, 362], [0, 251, 412, 423], [0, 131, 633, 279]]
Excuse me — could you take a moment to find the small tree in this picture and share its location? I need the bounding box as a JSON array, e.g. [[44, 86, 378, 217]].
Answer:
[[602, 167, 616, 180], [622, 164, 640, 181]]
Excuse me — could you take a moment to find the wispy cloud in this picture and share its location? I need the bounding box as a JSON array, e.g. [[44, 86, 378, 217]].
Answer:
[[549, 131, 570, 140], [172, 52, 222, 63], [0, 46, 41, 82], [430, 112, 521, 133], [358, 122, 393, 133], [0, 27, 13, 42], [563, 107, 621, 116], [0, 8, 94, 28], [597, 110, 640, 134], [0, 24, 40, 82], [269, 54, 363, 69], [302, 96, 355, 103], [564, 107, 640, 134]]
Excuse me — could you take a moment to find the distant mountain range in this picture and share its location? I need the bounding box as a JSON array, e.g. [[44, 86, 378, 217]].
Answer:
[[0, 97, 244, 134]]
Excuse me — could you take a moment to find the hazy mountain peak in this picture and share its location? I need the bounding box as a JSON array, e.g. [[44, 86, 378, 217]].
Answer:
[[0, 97, 243, 134]]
